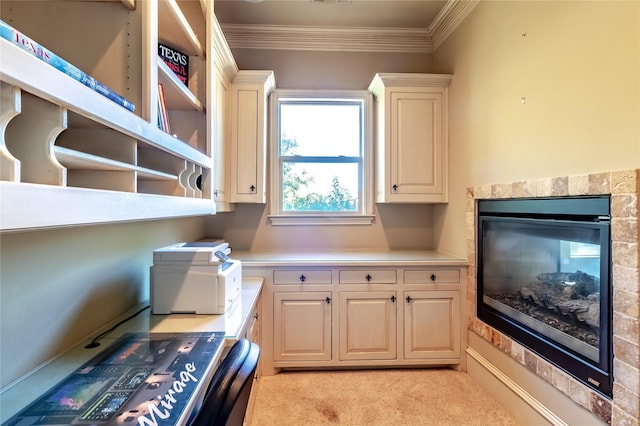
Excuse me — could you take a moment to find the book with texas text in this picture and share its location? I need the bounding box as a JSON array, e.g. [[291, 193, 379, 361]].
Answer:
[[158, 42, 189, 87]]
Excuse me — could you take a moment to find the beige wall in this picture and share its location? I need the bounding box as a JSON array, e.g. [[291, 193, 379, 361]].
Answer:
[[231, 49, 432, 90], [205, 203, 434, 251], [433, 0, 640, 257], [431, 1, 639, 423], [206, 48, 437, 250], [0, 217, 206, 387]]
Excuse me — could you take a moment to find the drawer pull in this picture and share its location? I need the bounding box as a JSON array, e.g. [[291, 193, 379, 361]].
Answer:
[[406, 296, 413, 303], [365, 274, 372, 282], [391, 295, 396, 303], [430, 274, 437, 282], [299, 274, 306, 283], [325, 297, 331, 304]]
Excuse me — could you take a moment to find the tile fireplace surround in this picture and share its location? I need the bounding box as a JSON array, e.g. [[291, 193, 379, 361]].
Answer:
[[467, 169, 639, 425]]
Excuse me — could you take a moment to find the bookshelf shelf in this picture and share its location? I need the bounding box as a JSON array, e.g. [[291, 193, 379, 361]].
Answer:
[[55, 147, 179, 182], [158, 56, 203, 112], [0, 0, 221, 231], [158, 0, 205, 58]]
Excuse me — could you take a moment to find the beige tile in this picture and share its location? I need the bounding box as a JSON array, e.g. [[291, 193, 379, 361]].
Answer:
[[536, 178, 554, 196], [589, 172, 611, 194], [551, 176, 569, 196], [569, 174, 590, 195], [611, 169, 639, 194]]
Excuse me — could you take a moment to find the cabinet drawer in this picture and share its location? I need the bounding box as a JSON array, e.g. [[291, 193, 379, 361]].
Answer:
[[339, 270, 397, 284], [404, 269, 460, 284], [273, 270, 332, 285]]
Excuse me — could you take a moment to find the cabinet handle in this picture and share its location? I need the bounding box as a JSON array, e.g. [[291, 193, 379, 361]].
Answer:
[[406, 296, 413, 303], [365, 274, 372, 282], [254, 313, 259, 320], [392, 184, 398, 191], [250, 185, 256, 192], [390, 295, 396, 303], [299, 274, 306, 283], [430, 274, 437, 282], [325, 297, 331, 304]]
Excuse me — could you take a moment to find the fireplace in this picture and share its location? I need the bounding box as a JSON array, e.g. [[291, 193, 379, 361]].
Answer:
[[476, 195, 613, 397]]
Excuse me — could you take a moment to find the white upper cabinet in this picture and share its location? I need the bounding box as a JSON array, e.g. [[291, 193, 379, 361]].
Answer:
[[0, 0, 226, 231], [369, 73, 452, 203], [229, 70, 275, 204]]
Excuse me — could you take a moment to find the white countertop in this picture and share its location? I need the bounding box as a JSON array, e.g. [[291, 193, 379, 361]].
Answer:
[[233, 249, 467, 267], [0, 278, 263, 423]]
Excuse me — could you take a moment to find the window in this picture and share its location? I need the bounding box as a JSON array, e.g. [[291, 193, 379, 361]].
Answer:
[[269, 90, 374, 225]]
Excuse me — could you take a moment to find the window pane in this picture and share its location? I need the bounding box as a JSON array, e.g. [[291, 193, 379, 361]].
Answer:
[[282, 162, 359, 212], [280, 103, 361, 157]]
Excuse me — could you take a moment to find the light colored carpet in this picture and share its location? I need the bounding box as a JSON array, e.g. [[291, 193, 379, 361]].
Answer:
[[249, 368, 521, 426]]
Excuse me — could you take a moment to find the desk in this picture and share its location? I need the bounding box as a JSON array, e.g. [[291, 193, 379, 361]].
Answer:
[[0, 278, 263, 425]]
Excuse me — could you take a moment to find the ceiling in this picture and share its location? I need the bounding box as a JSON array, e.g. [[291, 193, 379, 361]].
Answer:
[[214, 0, 448, 29], [213, 0, 478, 53]]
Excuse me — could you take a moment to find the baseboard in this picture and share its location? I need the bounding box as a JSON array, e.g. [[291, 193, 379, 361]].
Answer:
[[466, 347, 568, 426]]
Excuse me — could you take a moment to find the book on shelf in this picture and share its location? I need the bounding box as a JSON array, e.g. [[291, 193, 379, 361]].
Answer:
[[157, 83, 171, 134], [0, 19, 135, 113], [158, 42, 188, 87]]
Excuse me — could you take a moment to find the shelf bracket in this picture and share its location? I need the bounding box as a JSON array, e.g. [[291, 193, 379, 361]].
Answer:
[[6, 94, 67, 186], [0, 82, 21, 182]]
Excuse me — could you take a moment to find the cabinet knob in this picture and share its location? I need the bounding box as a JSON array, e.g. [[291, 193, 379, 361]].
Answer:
[[299, 274, 306, 283], [406, 296, 413, 303], [325, 297, 331, 304], [430, 274, 437, 282], [254, 313, 259, 320], [250, 184, 256, 192], [392, 184, 398, 191], [391, 295, 396, 303], [365, 274, 372, 282]]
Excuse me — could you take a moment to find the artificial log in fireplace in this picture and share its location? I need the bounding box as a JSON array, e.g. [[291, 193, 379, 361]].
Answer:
[[477, 196, 613, 397], [488, 270, 600, 345]]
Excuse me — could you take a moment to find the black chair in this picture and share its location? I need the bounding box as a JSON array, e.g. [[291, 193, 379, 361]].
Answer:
[[189, 339, 260, 426]]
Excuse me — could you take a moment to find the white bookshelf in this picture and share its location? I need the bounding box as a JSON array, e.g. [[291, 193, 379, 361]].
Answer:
[[0, 0, 220, 231]]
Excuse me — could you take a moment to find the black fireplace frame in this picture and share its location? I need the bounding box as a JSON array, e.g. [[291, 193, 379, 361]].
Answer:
[[476, 195, 613, 397]]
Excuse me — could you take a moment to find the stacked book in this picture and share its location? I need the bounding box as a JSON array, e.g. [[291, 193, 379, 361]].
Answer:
[[157, 83, 171, 133], [0, 19, 135, 112]]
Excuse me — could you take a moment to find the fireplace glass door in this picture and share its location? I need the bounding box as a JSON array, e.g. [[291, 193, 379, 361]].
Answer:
[[477, 196, 612, 396]]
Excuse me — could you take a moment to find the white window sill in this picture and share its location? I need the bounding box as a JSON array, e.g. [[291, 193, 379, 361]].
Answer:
[[268, 214, 375, 226]]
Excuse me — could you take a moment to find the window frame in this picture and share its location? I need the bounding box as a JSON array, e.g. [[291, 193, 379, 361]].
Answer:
[[268, 90, 374, 225]]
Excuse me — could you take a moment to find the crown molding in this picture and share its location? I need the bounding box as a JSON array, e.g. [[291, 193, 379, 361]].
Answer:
[[428, 0, 479, 50], [219, 24, 432, 53], [217, 0, 478, 53], [213, 16, 239, 81]]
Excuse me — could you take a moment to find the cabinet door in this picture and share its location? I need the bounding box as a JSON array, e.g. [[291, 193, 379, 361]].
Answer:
[[389, 90, 446, 202], [229, 71, 275, 203], [339, 292, 397, 360], [273, 292, 332, 362], [403, 290, 460, 359]]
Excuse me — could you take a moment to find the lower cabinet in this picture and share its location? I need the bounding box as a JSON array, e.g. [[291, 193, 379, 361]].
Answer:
[[273, 292, 332, 362], [248, 264, 467, 375], [339, 291, 397, 360], [403, 290, 461, 359]]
